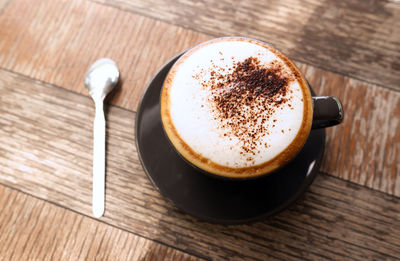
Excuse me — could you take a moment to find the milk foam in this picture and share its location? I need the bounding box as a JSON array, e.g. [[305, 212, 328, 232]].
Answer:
[[167, 38, 305, 168]]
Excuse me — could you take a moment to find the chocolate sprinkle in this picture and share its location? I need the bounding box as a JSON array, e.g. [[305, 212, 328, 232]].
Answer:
[[197, 57, 293, 164]]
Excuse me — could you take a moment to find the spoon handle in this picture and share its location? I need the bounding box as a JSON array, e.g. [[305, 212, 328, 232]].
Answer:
[[92, 99, 105, 218]]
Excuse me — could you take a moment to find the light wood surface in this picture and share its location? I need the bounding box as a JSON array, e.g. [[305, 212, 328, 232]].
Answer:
[[0, 185, 203, 261], [0, 0, 399, 197], [0, 0, 399, 259], [94, 0, 400, 89], [0, 0, 210, 110], [299, 64, 400, 196], [0, 69, 399, 260]]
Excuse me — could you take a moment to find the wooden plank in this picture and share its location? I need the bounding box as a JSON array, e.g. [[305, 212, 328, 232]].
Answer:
[[0, 69, 399, 260], [299, 64, 400, 196], [0, 0, 210, 111], [1, 49, 399, 197], [1, 0, 399, 116], [0, 185, 203, 261], [92, 0, 400, 90]]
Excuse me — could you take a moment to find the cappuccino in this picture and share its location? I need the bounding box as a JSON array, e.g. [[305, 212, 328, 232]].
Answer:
[[161, 37, 313, 178]]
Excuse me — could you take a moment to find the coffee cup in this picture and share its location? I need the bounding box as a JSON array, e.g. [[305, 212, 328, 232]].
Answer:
[[160, 37, 343, 179]]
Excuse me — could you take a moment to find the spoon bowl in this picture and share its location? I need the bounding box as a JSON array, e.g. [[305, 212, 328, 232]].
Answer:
[[85, 58, 119, 100]]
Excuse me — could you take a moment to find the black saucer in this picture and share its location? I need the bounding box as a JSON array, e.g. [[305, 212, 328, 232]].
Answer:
[[135, 54, 326, 224]]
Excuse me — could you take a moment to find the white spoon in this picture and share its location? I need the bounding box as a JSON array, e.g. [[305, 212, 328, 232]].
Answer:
[[84, 58, 119, 218]]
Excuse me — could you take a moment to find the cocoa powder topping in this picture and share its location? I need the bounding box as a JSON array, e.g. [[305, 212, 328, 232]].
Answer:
[[196, 56, 294, 165]]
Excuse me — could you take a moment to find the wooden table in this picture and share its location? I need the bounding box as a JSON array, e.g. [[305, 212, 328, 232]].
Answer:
[[1, 0, 399, 260]]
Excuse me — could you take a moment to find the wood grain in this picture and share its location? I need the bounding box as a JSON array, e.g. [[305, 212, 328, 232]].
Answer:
[[300, 64, 400, 196], [1, 0, 399, 116], [93, 0, 400, 90], [1, 69, 399, 260], [1, 32, 399, 197], [0, 185, 203, 261], [0, 0, 210, 111]]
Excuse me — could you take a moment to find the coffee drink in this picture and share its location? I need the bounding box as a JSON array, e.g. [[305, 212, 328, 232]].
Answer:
[[161, 37, 313, 178]]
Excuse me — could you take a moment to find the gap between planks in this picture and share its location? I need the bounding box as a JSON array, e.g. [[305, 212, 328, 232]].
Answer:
[[0, 68, 400, 260], [0, 184, 205, 261], [0, 0, 399, 194], [0, 0, 399, 114], [89, 0, 400, 90]]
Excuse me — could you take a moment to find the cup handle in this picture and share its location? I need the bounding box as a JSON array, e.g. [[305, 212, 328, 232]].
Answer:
[[312, 96, 344, 129]]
